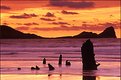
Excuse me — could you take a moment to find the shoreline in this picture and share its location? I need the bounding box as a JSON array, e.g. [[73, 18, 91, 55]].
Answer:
[[1, 61, 120, 77], [1, 74, 120, 80]]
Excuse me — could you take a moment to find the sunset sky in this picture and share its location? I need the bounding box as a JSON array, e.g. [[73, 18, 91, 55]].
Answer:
[[1, 0, 120, 38]]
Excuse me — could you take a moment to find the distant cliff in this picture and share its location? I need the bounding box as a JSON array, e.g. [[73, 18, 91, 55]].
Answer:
[[0, 25, 116, 39], [58, 26, 117, 38], [73, 32, 98, 38], [0, 25, 43, 39], [98, 27, 116, 38]]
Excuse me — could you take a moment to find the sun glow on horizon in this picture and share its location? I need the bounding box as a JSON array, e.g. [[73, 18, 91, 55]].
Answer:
[[1, 0, 120, 38]]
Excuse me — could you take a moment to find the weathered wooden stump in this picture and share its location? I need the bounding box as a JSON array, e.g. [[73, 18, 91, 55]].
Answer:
[[17, 67, 21, 70], [65, 60, 71, 66], [35, 65, 40, 70], [31, 65, 40, 70], [31, 67, 36, 70], [43, 58, 46, 64], [48, 63, 55, 71], [81, 39, 100, 70], [58, 54, 62, 65]]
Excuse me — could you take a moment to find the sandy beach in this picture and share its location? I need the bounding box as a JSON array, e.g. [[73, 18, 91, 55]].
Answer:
[[1, 74, 120, 80], [1, 60, 120, 80]]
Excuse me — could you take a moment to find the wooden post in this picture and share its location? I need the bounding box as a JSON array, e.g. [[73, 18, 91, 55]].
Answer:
[[48, 63, 55, 71], [81, 39, 100, 70], [43, 58, 46, 64], [58, 54, 62, 65]]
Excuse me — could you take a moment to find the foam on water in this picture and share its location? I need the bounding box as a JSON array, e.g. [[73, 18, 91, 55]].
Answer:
[[0, 38, 120, 77]]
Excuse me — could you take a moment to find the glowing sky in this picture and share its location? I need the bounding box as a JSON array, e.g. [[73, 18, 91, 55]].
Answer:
[[1, 0, 120, 38]]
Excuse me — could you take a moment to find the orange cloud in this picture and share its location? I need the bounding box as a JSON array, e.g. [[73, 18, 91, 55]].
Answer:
[[1, 0, 120, 13], [16, 26, 29, 30], [44, 12, 55, 17], [32, 25, 80, 31], [49, 0, 95, 8], [0, 5, 11, 10], [31, 21, 120, 31], [61, 10, 79, 14], [24, 22, 39, 26], [10, 13, 38, 19], [50, 21, 70, 25], [40, 18, 55, 21]]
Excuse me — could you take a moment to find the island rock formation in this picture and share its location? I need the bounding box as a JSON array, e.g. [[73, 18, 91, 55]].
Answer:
[[0, 25, 116, 39], [81, 39, 100, 70], [0, 25, 43, 39]]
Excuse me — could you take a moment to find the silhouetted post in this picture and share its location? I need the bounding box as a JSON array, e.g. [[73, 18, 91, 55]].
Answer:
[[31, 67, 35, 70], [65, 60, 71, 66], [43, 58, 46, 64], [35, 65, 40, 70], [58, 54, 62, 65], [81, 39, 100, 70], [31, 65, 40, 70], [17, 67, 21, 70], [48, 63, 55, 71]]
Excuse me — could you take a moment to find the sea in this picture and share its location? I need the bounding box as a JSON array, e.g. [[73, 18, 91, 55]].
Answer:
[[0, 38, 120, 78]]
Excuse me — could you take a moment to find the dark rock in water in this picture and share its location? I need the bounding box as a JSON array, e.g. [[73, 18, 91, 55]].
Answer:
[[98, 26, 116, 38], [17, 68, 21, 70], [81, 39, 100, 70], [31, 66, 40, 70], [31, 67, 36, 70], [57, 26, 116, 38], [48, 74, 52, 76], [65, 60, 71, 66], [58, 54, 62, 65], [48, 63, 55, 71], [73, 26, 116, 38], [35, 65, 40, 70], [43, 58, 46, 64]]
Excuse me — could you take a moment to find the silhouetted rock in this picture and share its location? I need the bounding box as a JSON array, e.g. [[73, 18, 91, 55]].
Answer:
[[81, 39, 99, 70], [98, 26, 116, 38], [17, 67, 21, 70], [73, 32, 98, 38], [58, 54, 62, 65], [0, 25, 116, 39], [43, 58, 46, 64], [0, 25, 43, 39], [48, 63, 55, 71], [31, 65, 40, 70], [35, 65, 40, 70], [31, 67, 36, 70], [57, 26, 116, 38], [65, 60, 71, 66]]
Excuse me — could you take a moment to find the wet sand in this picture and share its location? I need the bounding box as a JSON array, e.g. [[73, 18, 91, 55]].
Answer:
[[1, 74, 120, 80], [1, 61, 120, 80]]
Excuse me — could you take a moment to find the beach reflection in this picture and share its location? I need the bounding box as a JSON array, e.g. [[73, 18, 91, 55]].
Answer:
[[48, 74, 97, 80], [48, 74, 62, 80], [82, 70, 97, 80], [1, 74, 120, 80], [83, 76, 96, 80]]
